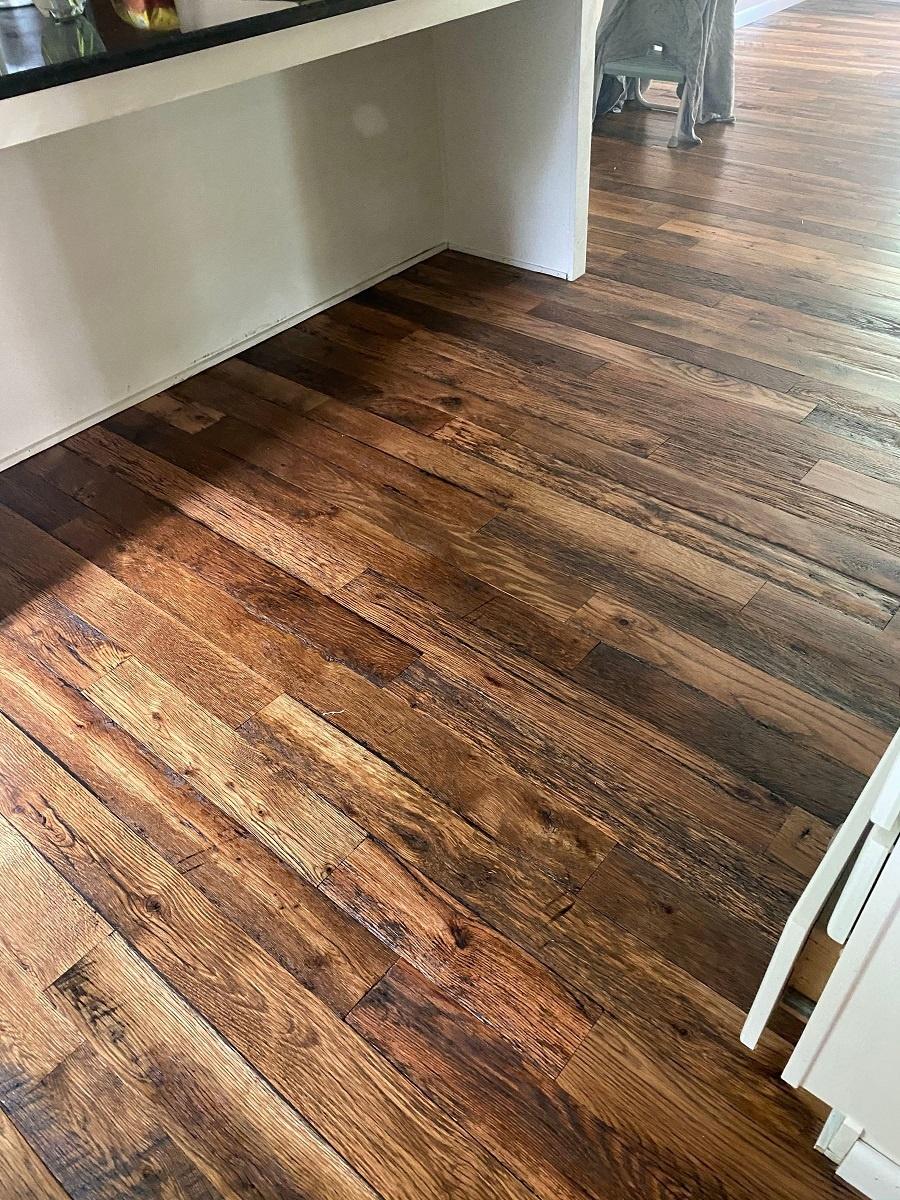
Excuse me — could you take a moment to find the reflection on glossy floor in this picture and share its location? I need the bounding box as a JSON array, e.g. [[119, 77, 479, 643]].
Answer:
[[1, 2, 899, 1196]]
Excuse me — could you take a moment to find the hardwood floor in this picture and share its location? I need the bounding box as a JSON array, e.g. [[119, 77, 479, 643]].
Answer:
[[2, 2, 899, 1196]]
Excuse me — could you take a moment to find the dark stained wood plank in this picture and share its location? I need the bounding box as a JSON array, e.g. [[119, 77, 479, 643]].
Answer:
[[57, 418, 496, 619], [312, 401, 767, 610], [571, 846, 774, 1010], [138, 391, 223, 434], [0, 5, 897, 1195], [573, 640, 866, 824], [741, 582, 900, 722], [53, 936, 382, 1200], [239, 692, 572, 949], [0, 504, 277, 728], [502, 516, 896, 734], [0, 1107, 71, 1200], [322, 839, 596, 1075], [0, 632, 392, 1020], [542, 902, 825, 1160], [0, 631, 237, 868], [281, 302, 668, 456], [349, 959, 717, 1200], [0, 464, 85, 534], [767, 808, 838, 882], [469, 591, 601, 671], [430, 411, 900, 623], [49, 509, 419, 708], [21, 443, 420, 685], [341, 573, 790, 856], [248, 671, 609, 890], [0, 712, 539, 1200], [571, 589, 887, 776], [69, 423, 366, 594], [205, 354, 335, 411], [557, 1008, 845, 1200], [8, 1043, 225, 1200], [198, 410, 499, 536], [229, 331, 453, 434], [393, 656, 799, 940], [0, 564, 129, 691]]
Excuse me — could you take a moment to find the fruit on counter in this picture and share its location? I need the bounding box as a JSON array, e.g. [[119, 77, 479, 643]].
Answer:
[[111, 0, 179, 29]]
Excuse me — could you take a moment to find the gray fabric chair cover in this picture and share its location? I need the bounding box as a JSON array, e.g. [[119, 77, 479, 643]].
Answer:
[[594, 0, 735, 147]]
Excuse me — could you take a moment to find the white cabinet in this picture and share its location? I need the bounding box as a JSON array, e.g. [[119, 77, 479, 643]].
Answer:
[[743, 729, 900, 1198]]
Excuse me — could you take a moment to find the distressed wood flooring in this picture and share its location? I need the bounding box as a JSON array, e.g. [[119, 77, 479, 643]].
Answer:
[[1, 1, 899, 1196]]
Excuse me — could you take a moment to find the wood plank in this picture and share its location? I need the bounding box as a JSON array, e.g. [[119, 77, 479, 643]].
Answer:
[[322, 839, 595, 1075], [556, 1009, 845, 1200], [138, 391, 223, 434], [0, 630, 237, 868], [0, 945, 84, 1110], [69, 423, 366, 594], [199, 412, 498, 537], [240, 692, 570, 949], [0, 565, 129, 691], [8, 1043, 225, 1200], [0, 712, 539, 1200], [572, 589, 886, 776], [247, 669, 609, 891], [349, 959, 723, 1200], [0, 626, 392, 1018], [340, 573, 791, 858], [86, 658, 364, 885], [469, 591, 600, 671], [180, 834, 395, 1016], [314, 399, 765, 609], [802, 458, 900, 519], [52, 935, 382, 1200], [573, 640, 866, 824], [542, 902, 822, 1156], [0, 6, 896, 1195], [767, 808, 838, 881], [0, 503, 277, 728], [571, 846, 774, 1010], [0, 817, 111, 990], [22, 442, 420, 685], [49, 510, 420, 709], [62, 420, 496, 619], [0, 1107, 71, 1200], [435, 411, 899, 625]]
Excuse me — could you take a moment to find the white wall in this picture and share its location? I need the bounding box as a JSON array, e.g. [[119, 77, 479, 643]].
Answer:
[[0, 0, 595, 471], [0, 31, 444, 469]]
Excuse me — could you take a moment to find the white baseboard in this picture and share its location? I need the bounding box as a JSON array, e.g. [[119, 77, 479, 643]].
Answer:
[[0, 242, 446, 476], [736, 0, 805, 27], [448, 244, 571, 280]]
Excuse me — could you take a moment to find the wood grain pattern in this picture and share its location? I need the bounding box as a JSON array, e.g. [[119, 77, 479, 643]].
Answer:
[[87, 657, 364, 884], [0, 712, 536, 1200], [0, 1107, 71, 1200], [52, 935, 381, 1200], [8, 1043, 225, 1200], [0, 818, 111, 991], [0, 4, 897, 1195], [322, 839, 595, 1075], [0, 946, 84, 1110]]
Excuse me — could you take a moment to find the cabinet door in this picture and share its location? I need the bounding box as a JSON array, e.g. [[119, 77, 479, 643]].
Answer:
[[784, 843, 900, 1169]]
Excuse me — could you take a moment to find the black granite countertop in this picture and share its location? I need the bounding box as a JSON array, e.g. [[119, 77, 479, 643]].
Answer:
[[0, 0, 399, 99]]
